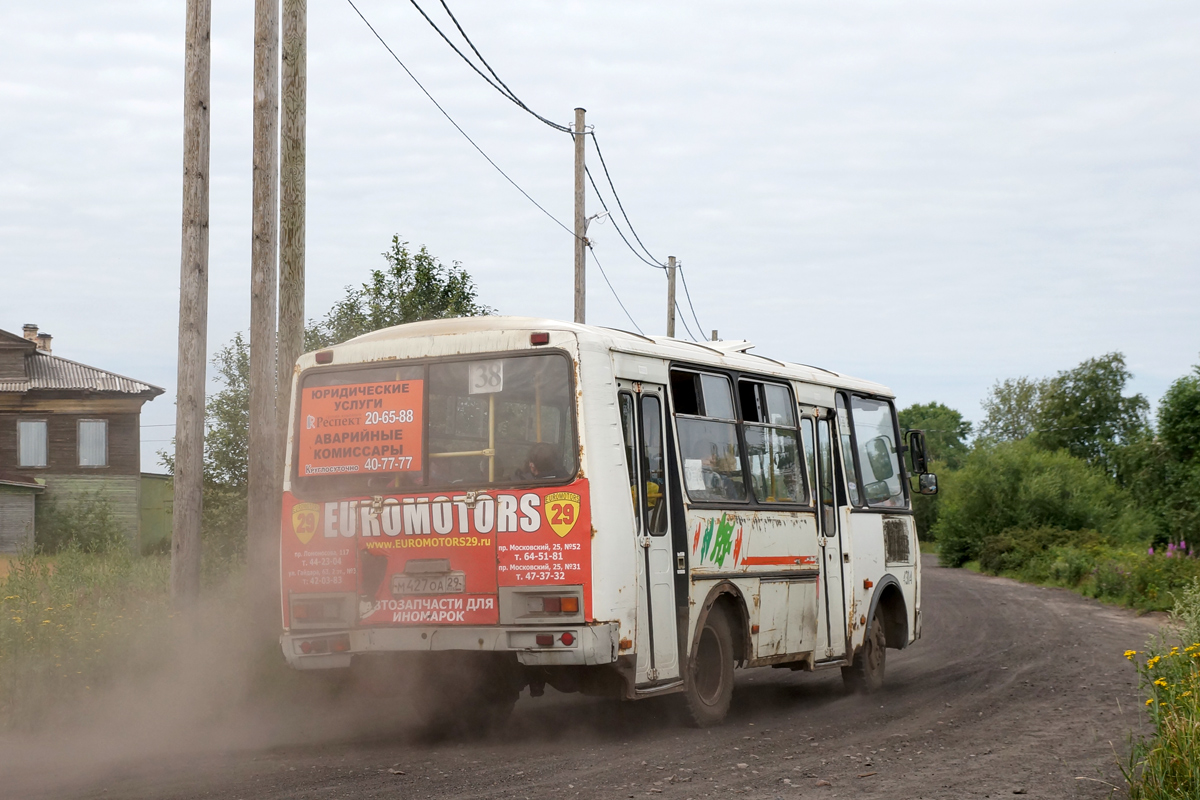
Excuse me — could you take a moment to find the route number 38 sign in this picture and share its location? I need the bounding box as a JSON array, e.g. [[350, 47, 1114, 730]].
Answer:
[[468, 360, 503, 394]]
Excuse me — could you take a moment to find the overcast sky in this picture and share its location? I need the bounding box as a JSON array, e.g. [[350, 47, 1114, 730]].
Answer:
[[2, 0, 1198, 469]]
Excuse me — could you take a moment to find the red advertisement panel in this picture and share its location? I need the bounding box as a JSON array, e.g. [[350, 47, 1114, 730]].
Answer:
[[281, 479, 592, 628], [297, 379, 423, 476]]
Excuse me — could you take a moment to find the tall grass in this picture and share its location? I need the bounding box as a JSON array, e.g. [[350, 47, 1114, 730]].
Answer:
[[1124, 578, 1200, 798], [0, 547, 172, 729]]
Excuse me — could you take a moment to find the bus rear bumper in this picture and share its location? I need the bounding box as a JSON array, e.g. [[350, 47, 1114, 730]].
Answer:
[[282, 622, 620, 670]]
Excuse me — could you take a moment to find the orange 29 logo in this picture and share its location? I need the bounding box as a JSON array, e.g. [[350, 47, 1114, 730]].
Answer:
[[292, 503, 320, 544], [545, 491, 581, 538]]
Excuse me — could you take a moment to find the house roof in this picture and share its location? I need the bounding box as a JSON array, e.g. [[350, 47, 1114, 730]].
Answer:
[[0, 470, 45, 492], [0, 349, 164, 397]]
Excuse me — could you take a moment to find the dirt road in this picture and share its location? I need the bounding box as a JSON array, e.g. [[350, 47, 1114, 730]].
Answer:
[[10, 556, 1161, 799]]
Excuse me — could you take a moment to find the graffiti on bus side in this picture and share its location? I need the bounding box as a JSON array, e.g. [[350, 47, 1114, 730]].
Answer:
[[691, 513, 743, 568]]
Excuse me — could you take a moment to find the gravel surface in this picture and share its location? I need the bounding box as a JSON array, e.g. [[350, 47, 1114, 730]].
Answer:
[[7, 555, 1161, 799]]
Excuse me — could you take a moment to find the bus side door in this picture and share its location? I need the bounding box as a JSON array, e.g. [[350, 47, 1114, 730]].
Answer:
[[814, 411, 849, 660], [618, 383, 681, 684]]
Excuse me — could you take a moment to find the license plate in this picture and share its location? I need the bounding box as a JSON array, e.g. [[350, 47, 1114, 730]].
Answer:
[[391, 571, 466, 596]]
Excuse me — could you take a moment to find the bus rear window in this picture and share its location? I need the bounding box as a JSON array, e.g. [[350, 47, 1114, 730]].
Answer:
[[293, 353, 576, 495]]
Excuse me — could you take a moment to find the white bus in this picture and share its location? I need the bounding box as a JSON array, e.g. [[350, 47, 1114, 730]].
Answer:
[[279, 317, 935, 728]]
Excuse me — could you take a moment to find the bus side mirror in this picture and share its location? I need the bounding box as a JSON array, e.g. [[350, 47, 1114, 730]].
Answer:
[[918, 472, 938, 496], [905, 429, 929, 474]]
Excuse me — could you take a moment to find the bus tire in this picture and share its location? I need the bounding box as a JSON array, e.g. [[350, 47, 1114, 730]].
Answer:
[[843, 608, 886, 694], [684, 608, 735, 727]]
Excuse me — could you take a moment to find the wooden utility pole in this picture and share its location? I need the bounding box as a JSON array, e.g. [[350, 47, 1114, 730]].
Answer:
[[248, 0, 280, 602], [278, 0, 306, 479], [573, 108, 586, 324], [666, 256, 677, 338], [172, 0, 212, 608]]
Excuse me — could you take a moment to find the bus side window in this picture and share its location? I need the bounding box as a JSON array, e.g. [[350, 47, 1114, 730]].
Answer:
[[640, 395, 668, 535], [671, 370, 748, 504], [835, 393, 863, 506], [816, 418, 838, 531], [741, 380, 807, 504], [801, 417, 817, 503], [619, 392, 640, 531]]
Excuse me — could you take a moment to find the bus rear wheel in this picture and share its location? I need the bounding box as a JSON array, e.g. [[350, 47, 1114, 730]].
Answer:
[[843, 608, 886, 694], [684, 608, 735, 727]]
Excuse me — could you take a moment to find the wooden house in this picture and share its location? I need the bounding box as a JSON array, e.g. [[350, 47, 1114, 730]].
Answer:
[[0, 324, 163, 552]]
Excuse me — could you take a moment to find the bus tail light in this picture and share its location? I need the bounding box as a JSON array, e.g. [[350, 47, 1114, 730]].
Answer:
[[535, 634, 554, 646], [530, 332, 550, 345], [295, 634, 350, 656], [560, 632, 575, 646], [292, 598, 342, 622], [526, 595, 580, 614]]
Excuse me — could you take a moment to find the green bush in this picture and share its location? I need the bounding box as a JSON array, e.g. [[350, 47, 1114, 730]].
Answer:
[[34, 491, 127, 555], [933, 439, 1153, 567], [975, 531, 1200, 612]]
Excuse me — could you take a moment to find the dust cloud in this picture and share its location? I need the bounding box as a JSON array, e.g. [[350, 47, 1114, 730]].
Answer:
[[0, 571, 424, 800]]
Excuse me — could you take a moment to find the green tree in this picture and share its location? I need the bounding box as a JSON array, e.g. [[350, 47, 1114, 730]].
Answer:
[[978, 376, 1043, 442], [163, 236, 491, 561], [1036, 352, 1148, 471], [897, 402, 972, 541], [1157, 362, 1200, 465], [897, 401, 972, 470], [1121, 360, 1200, 547], [160, 333, 250, 560], [306, 236, 491, 349]]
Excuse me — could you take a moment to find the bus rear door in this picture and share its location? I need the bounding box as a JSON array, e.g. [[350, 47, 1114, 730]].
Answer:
[[618, 383, 680, 684]]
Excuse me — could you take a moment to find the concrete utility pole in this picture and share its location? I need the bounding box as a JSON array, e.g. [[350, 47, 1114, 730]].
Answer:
[[248, 0, 280, 600], [573, 107, 586, 324], [278, 0, 306, 482], [666, 256, 677, 338], [172, 0, 211, 608]]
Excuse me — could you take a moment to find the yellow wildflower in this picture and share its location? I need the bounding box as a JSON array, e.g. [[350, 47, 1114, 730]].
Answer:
[[1125, 650, 1138, 660], [1155, 678, 1168, 687], [1146, 698, 1154, 706]]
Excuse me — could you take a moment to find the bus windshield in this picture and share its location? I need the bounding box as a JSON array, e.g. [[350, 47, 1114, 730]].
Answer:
[[293, 352, 576, 496]]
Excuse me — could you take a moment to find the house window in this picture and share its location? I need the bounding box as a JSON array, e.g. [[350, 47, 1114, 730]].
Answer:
[[78, 419, 108, 467], [18, 420, 47, 467]]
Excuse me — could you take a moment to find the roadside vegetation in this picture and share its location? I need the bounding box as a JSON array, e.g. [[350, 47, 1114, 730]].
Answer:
[[0, 236, 488, 732], [906, 353, 1200, 613], [0, 545, 172, 728], [1123, 578, 1200, 798], [903, 356, 1200, 796]]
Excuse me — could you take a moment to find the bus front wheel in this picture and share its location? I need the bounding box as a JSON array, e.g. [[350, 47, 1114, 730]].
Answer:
[[684, 608, 735, 727], [843, 608, 886, 693]]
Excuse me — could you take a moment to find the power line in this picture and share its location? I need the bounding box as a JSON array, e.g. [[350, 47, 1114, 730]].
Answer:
[[587, 135, 708, 337], [589, 133, 666, 267], [677, 265, 706, 338], [345, 0, 576, 238], [354, 0, 710, 337], [584, 169, 700, 340], [587, 244, 644, 335], [675, 300, 699, 342], [585, 166, 665, 271], [406, 0, 573, 133]]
